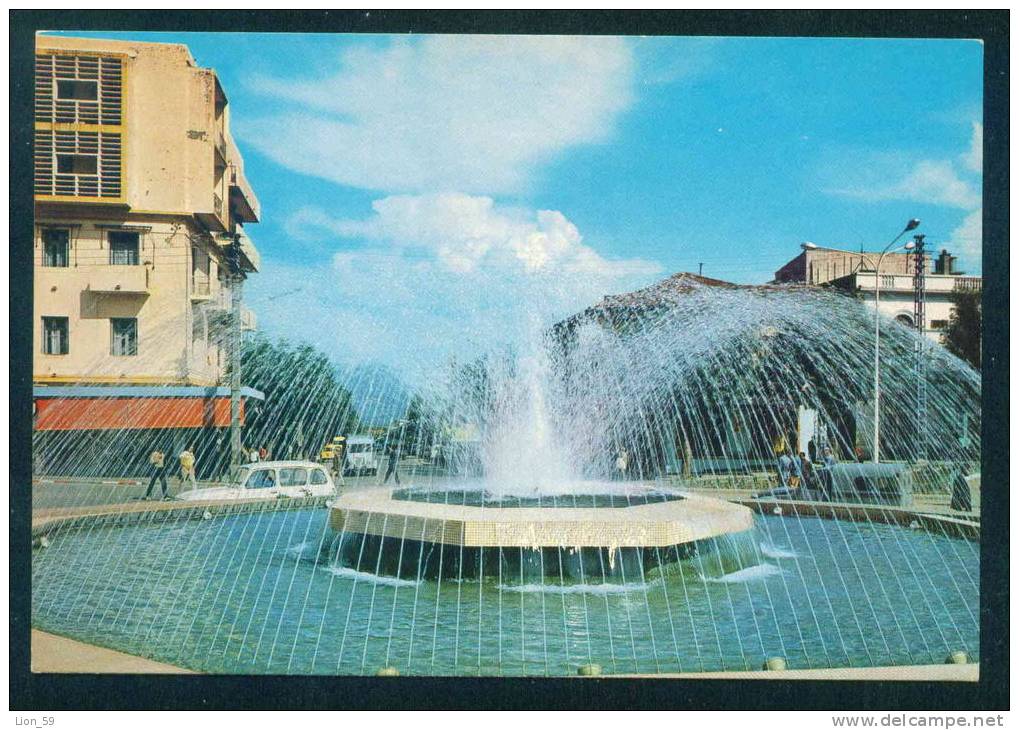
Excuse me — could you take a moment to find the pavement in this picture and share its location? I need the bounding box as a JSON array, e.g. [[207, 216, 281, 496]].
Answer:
[[31, 629, 195, 674], [30, 626, 977, 680]]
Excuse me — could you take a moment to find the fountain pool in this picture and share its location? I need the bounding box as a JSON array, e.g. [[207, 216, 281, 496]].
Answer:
[[31, 504, 978, 675]]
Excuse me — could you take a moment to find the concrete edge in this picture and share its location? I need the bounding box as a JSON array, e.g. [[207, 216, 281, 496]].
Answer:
[[605, 664, 979, 681]]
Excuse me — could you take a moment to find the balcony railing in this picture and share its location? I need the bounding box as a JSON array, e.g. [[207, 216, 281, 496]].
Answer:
[[953, 278, 982, 292]]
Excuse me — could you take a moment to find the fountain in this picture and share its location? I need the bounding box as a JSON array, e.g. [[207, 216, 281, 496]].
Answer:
[[31, 277, 981, 675]]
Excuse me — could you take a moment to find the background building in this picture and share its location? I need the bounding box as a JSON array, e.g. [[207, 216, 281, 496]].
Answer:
[[33, 35, 263, 477], [772, 245, 982, 340]]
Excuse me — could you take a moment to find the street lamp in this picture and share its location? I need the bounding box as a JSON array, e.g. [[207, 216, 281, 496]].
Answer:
[[801, 218, 920, 463]]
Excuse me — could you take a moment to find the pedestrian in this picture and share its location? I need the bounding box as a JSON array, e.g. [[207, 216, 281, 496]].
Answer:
[[179, 446, 197, 489], [854, 446, 866, 463], [798, 451, 813, 492], [788, 451, 802, 489], [248, 446, 259, 463], [259, 445, 268, 461], [615, 449, 629, 481], [383, 443, 401, 484], [331, 449, 343, 478], [143, 447, 169, 501], [819, 446, 837, 500], [950, 466, 972, 512], [777, 451, 793, 487], [808, 438, 818, 463]]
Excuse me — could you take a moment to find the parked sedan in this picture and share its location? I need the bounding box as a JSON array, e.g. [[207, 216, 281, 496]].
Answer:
[[176, 460, 336, 502]]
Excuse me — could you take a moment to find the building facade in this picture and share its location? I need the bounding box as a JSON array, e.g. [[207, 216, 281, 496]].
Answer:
[[32, 36, 264, 477], [772, 245, 981, 341]]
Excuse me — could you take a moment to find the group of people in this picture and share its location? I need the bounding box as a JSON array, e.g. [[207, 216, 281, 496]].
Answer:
[[245, 445, 271, 463], [776, 442, 837, 499], [143, 446, 197, 501]]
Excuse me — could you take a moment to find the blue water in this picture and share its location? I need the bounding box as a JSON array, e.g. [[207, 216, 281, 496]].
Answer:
[[31, 509, 979, 675]]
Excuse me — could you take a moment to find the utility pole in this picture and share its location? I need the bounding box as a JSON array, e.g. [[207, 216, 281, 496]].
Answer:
[[227, 232, 244, 470], [912, 234, 928, 461], [698, 262, 703, 276]]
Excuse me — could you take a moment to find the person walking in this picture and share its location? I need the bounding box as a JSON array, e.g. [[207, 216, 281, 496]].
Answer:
[[383, 443, 401, 484], [777, 451, 793, 487], [143, 447, 169, 500], [614, 448, 630, 481], [179, 447, 197, 489], [950, 466, 972, 512], [248, 446, 260, 463], [259, 445, 268, 461]]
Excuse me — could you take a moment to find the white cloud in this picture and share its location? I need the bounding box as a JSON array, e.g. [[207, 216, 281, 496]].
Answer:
[[948, 208, 982, 263], [961, 122, 983, 173], [250, 197, 662, 377], [289, 194, 659, 278], [238, 35, 635, 195], [830, 159, 980, 210]]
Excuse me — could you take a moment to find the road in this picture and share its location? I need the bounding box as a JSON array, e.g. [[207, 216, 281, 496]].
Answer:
[[30, 460, 980, 518]]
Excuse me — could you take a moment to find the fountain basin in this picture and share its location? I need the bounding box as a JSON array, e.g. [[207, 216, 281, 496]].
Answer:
[[329, 485, 752, 549], [326, 484, 755, 580]]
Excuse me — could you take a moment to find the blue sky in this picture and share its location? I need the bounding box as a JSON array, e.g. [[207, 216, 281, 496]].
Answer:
[[52, 32, 984, 376]]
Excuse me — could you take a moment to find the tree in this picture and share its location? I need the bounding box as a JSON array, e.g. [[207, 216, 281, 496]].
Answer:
[[234, 334, 361, 459], [942, 290, 981, 369]]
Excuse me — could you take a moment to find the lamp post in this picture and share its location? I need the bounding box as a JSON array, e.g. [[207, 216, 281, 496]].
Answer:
[[801, 218, 919, 463], [220, 231, 245, 471]]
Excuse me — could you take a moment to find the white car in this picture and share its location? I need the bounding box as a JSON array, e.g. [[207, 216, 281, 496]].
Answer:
[[177, 460, 336, 502]]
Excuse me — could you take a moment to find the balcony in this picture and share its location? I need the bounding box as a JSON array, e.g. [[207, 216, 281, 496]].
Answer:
[[241, 306, 257, 332], [190, 277, 212, 301], [214, 129, 228, 166], [196, 188, 229, 233], [84, 266, 149, 294], [226, 134, 261, 223]]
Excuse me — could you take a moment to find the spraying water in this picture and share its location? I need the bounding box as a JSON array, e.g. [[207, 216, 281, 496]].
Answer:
[[31, 276, 981, 675]]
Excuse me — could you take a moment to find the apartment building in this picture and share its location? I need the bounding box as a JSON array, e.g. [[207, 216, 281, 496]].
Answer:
[[32, 35, 264, 477], [772, 245, 981, 341]]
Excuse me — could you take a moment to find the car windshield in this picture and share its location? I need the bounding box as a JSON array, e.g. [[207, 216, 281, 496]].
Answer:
[[234, 467, 250, 485], [350, 444, 369, 453], [246, 469, 276, 489]]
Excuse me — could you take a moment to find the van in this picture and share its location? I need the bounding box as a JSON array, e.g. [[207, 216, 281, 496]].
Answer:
[[344, 435, 378, 476]]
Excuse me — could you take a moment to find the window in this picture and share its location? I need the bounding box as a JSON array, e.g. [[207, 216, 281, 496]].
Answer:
[[56, 79, 98, 101], [35, 54, 123, 199], [42, 317, 69, 355], [931, 319, 948, 330], [109, 231, 139, 265], [110, 318, 137, 356], [245, 469, 276, 490], [310, 469, 329, 485], [42, 229, 69, 267], [56, 154, 98, 175], [279, 468, 308, 487]]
